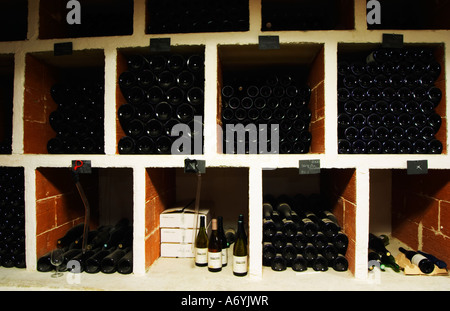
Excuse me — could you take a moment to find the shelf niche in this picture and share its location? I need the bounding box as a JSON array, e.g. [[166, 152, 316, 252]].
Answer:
[[0, 0, 28, 41], [24, 49, 105, 155], [217, 43, 325, 154], [367, 0, 450, 30], [262, 168, 357, 275], [35, 167, 134, 262], [370, 169, 450, 263], [116, 45, 205, 155], [261, 0, 355, 31], [0, 54, 14, 154], [39, 0, 134, 39], [338, 43, 446, 155], [145, 167, 249, 270]]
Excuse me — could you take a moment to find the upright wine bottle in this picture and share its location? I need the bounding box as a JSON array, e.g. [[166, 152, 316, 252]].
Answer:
[[217, 216, 228, 267], [233, 217, 248, 276], [194, 215, 208, 267], [208, 219, 222, 272], [399, 247, 435, 274]]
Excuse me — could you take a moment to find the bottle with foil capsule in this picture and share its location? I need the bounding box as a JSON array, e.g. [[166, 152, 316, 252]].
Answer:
[[194, 215, 208, 267], [208, 219, 222, 272], [233, 217, 248, 276]]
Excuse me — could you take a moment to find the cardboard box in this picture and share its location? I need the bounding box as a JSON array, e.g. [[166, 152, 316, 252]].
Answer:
[[161, 221, 211, 243], [161, 243, 195, 258], [160, 200, 212, 228]]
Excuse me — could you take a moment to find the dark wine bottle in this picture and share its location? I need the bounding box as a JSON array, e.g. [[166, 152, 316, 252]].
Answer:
[[37, 251, 53, 272], [233, 217, 248, 276], [100, 247, 130, 274], [312, 254, 329, 271], [281, 243, 297, 266], [208, 219, 222, 272], [369, 233, 391, 257], [262, 242, 277, 266], [217, 216, 228, 267], [291, 254, 308, 272], [57, 223, 85, 248], [117, 249, 133, 274], [332, 254, 348, 272], [417, 250, 447, 269], [195, 215, 208, 267], [85, 248, 112, 274], [399, 247, 435, 274], [271, 254, 287, 271]]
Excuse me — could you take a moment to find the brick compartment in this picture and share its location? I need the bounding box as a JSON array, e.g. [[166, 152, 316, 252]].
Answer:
[[35, 167, 133, 264], [370, 169, 450, 265], [24, 49, 105, 154], [217, 43, 325, 154], [145, 167, 249, 270], [0, 54, 14, 154], [262, 168, 357, 275]]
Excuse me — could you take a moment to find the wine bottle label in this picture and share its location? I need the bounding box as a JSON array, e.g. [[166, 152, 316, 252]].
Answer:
[[222, 248, 228, 265], [233, 255, 248, 274], [208, 251, 222, 269], [411, 254, 428, 267], [195, 247, 208, 265]]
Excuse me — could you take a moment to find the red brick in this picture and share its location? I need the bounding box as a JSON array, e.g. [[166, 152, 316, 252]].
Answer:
[[440, 200, 450, 237], [422, 227, 450, 263]]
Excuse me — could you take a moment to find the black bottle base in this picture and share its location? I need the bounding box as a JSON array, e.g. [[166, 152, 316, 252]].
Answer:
[[195, 262, 207, 267], [233, 272, 248, 277], [208, 268, 222, 272]]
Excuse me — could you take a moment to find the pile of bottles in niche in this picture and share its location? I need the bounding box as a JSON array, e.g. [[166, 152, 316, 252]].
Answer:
[[221, 73, 312, 154], [368, 233, 447, 274], [117, 53, 204, 154], [195, 215, 248, 276], [47, 81, 105, 154], [37, 218, 133, 275], [147, 0, 249, 34], [0, 167, 25, 268], [338, 47, 443, 154], [262, 194, 349, 272]]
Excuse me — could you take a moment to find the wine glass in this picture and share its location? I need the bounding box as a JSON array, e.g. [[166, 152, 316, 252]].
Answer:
[[50, 249, 65, 278]]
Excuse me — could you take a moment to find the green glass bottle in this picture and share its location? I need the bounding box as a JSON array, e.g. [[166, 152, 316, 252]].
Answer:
[[233, 218, 248, 276], [380, 253, 401, 272], [194, 215, 208, 267]]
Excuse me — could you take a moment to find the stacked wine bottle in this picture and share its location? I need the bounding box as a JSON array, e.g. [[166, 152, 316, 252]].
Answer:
[[117, 53, 205, 155], [37, 218, 133, 275], [262, 194, 349, 272], [0, 167, 25, 268], [221, 74, 312, 154], [47, 82, 105, 154], [338, 47, 443, 154], [147, 0, 249, 34]]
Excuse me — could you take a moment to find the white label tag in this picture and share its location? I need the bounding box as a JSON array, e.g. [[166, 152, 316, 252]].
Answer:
[[208, 251, 222, 269], [233, 255, 248, 273], [411, 254, 427, 266], [195, 247, 207, 265]]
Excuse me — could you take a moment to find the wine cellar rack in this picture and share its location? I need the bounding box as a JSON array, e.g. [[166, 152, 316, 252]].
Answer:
[[0, 0, 450, 290]]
